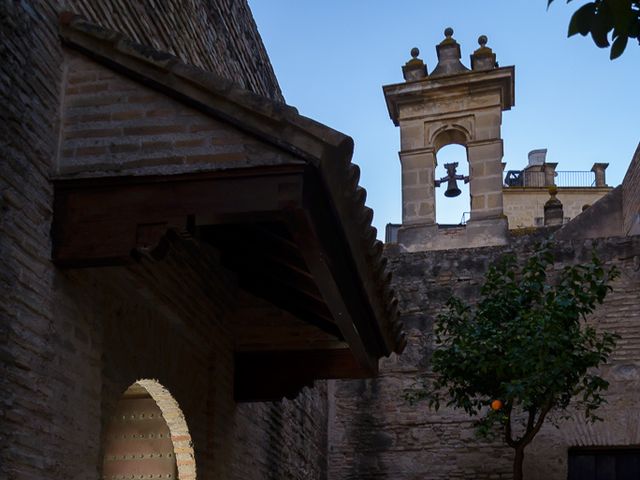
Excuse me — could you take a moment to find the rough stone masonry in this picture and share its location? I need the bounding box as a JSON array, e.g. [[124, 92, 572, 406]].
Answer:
[[329, 233, 640, 480]]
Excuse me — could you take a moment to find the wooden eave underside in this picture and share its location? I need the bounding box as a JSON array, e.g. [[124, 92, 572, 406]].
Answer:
[[53, 165, 384, 400]]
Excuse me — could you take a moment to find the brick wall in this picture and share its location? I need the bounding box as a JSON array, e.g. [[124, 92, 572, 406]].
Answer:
[[59, 51, 294, 177], [67, 0, 282, 102], [232, 385, 329, 480], [329, 235, 640, 480], [0, 3, 63, 477], [48, 237, 237, 478], [0, 3, 328, 480], [622, 143, 640, 235]]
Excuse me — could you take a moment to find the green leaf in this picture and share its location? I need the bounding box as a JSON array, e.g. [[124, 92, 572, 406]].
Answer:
[[569, 2, 597, 36], [591, 0, 614, 47], [610, 33, 629, 58], [607, 0, 634, 33], [628, 17, 640, 37]]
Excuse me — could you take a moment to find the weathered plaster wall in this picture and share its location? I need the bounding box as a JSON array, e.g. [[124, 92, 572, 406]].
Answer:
[[503, 188, 612, 229], [329, 235, 640, 480], [1, 3, 330, 480]]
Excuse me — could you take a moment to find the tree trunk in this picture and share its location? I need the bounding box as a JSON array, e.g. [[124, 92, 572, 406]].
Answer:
[[513, 446, 525, 480]]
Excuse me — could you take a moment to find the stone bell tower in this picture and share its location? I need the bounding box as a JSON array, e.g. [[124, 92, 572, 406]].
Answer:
[[384, 28, 515, 251]]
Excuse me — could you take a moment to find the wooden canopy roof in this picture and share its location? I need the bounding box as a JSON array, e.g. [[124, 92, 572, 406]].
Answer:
[[54, 13, 405, 400]]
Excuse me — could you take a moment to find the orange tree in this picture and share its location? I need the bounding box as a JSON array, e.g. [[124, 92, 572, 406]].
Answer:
[[406, 242, 619, 480]]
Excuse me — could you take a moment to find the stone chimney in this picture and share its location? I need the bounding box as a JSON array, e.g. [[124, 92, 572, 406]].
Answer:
[[527, 149, 547, 166], [544, 186, 564, 226], [524, 149, 549, 187], [591, 162, 609, 187]]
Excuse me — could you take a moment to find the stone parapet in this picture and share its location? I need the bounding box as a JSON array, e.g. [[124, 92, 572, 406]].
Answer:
[[396, 217, 509, 252]]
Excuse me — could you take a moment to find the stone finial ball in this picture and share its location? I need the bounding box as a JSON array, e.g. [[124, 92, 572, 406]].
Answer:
[[444, 27, 454, 37], [478, 35, 488, 46], [410, 47, 420, 58]]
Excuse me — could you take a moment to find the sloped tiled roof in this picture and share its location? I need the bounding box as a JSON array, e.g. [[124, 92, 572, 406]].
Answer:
[[59, 12, 405, 355]]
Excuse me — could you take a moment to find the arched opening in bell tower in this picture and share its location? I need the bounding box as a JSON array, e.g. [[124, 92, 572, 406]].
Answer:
[[432, 124, 471, 226], [435, 143, 470, 225]]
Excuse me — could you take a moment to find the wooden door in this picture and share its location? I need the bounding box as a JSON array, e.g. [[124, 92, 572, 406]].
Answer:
[[103, 387, 178, 480], [568, 449, 640, 480]]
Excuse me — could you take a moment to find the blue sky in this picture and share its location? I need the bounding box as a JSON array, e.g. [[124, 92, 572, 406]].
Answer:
[[249, 1, 640, 231]]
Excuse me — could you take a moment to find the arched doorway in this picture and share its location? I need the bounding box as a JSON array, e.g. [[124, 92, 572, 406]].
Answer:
[[102, 379, 196, 480]]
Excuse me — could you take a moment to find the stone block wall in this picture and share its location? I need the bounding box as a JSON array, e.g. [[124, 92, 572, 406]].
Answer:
[[388, 74, 513, 251], [329, 235, 640, 480], [504, 188, 613, 229]]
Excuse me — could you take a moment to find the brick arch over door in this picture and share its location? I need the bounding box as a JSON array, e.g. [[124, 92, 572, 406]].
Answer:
[[102, 379, 197, 480]]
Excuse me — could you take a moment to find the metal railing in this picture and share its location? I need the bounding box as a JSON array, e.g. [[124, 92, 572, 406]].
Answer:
[[504, 170, 595, 188], [555, 171, 596, 187]]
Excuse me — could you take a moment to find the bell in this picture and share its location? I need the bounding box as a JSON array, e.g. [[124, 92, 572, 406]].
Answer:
[[444, 177, 461, 197], [435, 162, 468, 197]]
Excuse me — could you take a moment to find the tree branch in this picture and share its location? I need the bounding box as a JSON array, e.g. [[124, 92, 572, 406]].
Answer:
[[521, 403, 552, 447], [504, 405, 517, 448], [526, 407, 535, 433]]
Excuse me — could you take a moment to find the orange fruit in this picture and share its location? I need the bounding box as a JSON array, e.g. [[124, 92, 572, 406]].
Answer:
[[491, 399, 503, 411]]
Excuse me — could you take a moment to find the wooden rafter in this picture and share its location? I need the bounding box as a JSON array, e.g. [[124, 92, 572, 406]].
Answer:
[[53, 165, 386, 397]]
